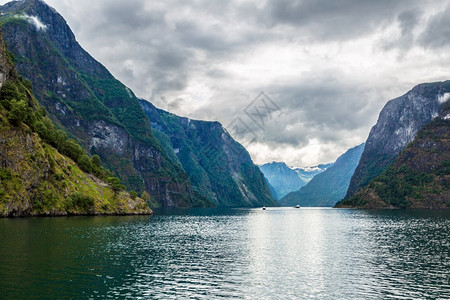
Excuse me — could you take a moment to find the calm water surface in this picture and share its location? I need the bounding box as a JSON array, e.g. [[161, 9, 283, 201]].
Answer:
[[0, 208, 449, 299]]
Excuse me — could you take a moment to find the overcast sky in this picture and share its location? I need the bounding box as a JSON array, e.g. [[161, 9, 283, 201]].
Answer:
[[3, 0, 450, 167]]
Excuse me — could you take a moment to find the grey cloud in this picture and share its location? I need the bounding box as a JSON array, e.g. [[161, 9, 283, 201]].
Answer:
[[167, 97, 185, 111], [380, 9, 421, 53], [419, 4, 450, 49], [263, 0, 419, 41], [103, 0, 160, 30], [193, 72, 388, 151]]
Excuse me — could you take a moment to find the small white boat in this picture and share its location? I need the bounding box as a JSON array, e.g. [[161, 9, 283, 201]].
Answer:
[[295, 205, 300, 208], [262, 206, 266, 210]]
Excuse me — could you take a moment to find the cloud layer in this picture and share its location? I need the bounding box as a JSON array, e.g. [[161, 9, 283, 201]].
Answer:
[[2, 0, 449, 166]]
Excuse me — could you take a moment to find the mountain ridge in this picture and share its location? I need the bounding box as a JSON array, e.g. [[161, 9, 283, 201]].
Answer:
[[0, 0, 206, 207]]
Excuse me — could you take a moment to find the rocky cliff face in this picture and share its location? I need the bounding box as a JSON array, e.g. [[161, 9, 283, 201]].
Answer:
[[0, 0, 201, 207], [346, 81, 449, 198], [0, 27, 151, 217], [338, 102, 450, 209], [280, 143, 364, 207], [140, 100, 277, 207]]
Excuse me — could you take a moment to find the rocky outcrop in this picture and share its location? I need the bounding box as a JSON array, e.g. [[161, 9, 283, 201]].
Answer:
[[280, 143, 364, 207], [0, 0, 202, 207], [140, 99, 277, 207], [345, 81, 449, 198], [87, 120, 130, 155]]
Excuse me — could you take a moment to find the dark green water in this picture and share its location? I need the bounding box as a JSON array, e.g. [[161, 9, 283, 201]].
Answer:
[[0, 208, 449, 299]]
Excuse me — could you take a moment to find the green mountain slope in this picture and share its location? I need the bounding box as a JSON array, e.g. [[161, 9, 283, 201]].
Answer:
[[337, 103, 450, 209], [140, 100, 277, 207], [0, 0, 204, 207], [0, 29, 151, 217], [280, 144, 364, 207]]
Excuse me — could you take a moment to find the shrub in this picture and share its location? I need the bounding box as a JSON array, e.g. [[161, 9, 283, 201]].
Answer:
[[107, 177, 125, 192], [77, 154, 92, 173], [129, 190, 137, 199], [66, 193, 95, 211], [62, 139, 84, 161], [7, 99, 28, 125], [91, 155, 102, 167], [0, 81, 19, 108], [0, 168, 12, 181]]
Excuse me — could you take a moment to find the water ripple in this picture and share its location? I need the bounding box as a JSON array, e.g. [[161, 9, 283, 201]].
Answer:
[[0, 208, 449, 299]]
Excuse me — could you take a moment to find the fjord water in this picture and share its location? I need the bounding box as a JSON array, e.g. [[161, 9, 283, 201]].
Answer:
[[0, 208, 449, 299]]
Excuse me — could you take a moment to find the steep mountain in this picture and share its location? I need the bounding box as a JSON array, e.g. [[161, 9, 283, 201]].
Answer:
[[280, 144, 365, 207], [337, 103, 450, 209], [0, 28, 151, 217], [0, 0, 206, 207], [260, 162, 307, 199], [139, 100, 277, 207], [345, 81, 449, 199]]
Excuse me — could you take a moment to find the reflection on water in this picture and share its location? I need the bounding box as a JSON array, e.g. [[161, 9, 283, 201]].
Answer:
[[0, 208, 449, 299]]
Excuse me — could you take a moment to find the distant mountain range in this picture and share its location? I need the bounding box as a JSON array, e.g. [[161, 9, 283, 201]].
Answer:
[[259, 162, 332, 199], [280, 144, 365, 207]]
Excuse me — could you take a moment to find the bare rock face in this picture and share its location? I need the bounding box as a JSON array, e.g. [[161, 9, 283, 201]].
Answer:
[[87, 121, 130, 155], [346, 81, 450, 198]]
